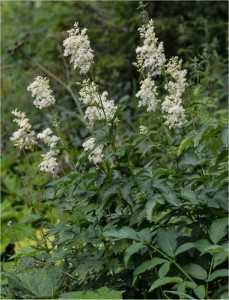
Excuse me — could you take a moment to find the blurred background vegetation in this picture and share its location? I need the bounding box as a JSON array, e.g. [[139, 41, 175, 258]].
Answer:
[[1, 0, 228, 263]]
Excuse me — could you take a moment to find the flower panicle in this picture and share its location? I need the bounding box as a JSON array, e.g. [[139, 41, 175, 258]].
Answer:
[[82, 137, 104, 164], [10, 109, 37, 149], [63, 22, 94, 75], [27, 76, 56, 109]]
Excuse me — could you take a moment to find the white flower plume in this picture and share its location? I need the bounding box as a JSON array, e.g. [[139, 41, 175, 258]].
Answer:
[[63, 22, 94, 75], [27, 76, 56, 109]]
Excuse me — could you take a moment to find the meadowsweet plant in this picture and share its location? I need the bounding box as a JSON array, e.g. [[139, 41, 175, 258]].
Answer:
[[6, 19, 228, 300]]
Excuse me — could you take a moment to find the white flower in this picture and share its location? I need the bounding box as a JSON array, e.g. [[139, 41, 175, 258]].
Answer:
[[79, 80, 117, 125], [27, 76, 56, 109], [82, 137, 104, 164], [37, 128, 59, 148], [39, 150, 59, 174], [63, 22, 94, 75], [136, 76, 159, 112], [164, 105, 186, 128], [135, 19, 166, 76], [82, 137, 96, 151], [139, 125, 148, 135], [162, 57, 187, 128], [10, 109, 36, 149], [79, 80, 98, 105]]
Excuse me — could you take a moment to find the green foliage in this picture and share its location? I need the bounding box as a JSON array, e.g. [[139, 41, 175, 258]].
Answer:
[[60, 287, 122, 299], [2, 1, 228, 300], [2, 265, 63, 299]]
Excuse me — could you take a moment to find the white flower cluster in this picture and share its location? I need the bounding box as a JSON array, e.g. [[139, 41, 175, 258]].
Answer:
[[79, 80, 117, 125], [82, 137, 104, 164], [27, 76, 56, 109], [162, 57, 187, 128], [63, 22, 94, 75], [10, 109, 36, 149], [136, 19, 166, 76], [39, 150, 59, 174], [135, 20, 187, 129], [37, 128, 59, 148], [37, 128, 60, 174], [139, 125, 148, 135], [136, 76, 159, 112]]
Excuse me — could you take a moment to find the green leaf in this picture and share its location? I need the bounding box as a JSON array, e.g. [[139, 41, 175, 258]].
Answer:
[[149, 277, 183, 292], [175, 242, 195, 256], [200, 245, 225, 255], [183, 264, 207, 280], [178, 153, 201, 167], [133, 258, 166, 284], [145, 199, 157, 221], [178, 135, 194, 156], [195, 239, 211, 252], [209, 218, 228, 244], [137, 228, 152, 242], [193, 285, 206, 299], [124, 242, 146, 267], [163, 290, 193, 299], [7, 265, 63, 298], [60, 287, 122, 299], [157, 227, 177, 257], [221, 128, 229, 148], [180, 189, 198, 204], [103, 227, 138, 241], [20, 214, 41, 223], [158, 261, 171, 278], [206, 269, 228, 282], [213, 251, 229, 268], [164, 193, 180, 206]]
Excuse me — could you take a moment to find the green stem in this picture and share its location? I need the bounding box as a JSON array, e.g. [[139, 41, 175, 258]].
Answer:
[[206, 254, 214, 297]]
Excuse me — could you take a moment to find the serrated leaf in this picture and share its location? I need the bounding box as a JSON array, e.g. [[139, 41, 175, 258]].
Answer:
[[209, 218, 228, 244], [7, 265, 63, 298], [145, 199, 157, 221], [20, 214, 41, 223], [178, 153, 201, 167], [180, 189, 198, 204], [213, 251, 229, 268], [183, 264, 207, 280], [103, 226, 138, 241], [178, 135, 194, 156], [137, 228, 152, 242], [206, 269, 228, 282], [124, 242, 145, 267], [133, 258, 166, 284], [149, 277, 183, 292], [194, 239, 211, 252], [157, 227, 177, 257], [175, 242, 195, 256], [164, 193, 180, 206], [200, 245, 225, 256], [158, 261, 171, 278]]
